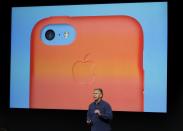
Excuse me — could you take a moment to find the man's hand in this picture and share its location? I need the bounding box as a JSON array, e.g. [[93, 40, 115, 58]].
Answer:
[[94, 109, 101, 116], [86, 119, 92, 124]]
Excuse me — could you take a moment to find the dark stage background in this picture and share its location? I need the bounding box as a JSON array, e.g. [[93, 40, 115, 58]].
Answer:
[[0, 0, 182, 131]]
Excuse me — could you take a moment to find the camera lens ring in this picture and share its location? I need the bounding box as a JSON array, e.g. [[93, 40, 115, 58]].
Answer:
[[45, 29, 55, 41]]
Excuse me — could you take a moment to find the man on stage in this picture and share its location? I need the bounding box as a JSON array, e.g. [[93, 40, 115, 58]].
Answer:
[[87, 88, 113, 131]]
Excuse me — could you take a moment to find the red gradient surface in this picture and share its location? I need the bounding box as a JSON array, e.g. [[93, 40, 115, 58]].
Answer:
[[30, 16, 144, 111]]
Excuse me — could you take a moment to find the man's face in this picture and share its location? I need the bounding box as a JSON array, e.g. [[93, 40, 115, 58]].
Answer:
[[93, 90, 102, 101]]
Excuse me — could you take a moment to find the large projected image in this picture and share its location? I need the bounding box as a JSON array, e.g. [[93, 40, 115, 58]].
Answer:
[[10, 2, 167, 112]]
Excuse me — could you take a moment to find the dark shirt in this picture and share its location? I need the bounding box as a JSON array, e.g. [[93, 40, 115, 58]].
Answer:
[[87, 100, 113, 131]]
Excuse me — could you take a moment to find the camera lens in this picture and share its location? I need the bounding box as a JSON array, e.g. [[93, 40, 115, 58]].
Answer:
[[45, 29, 55, 40]]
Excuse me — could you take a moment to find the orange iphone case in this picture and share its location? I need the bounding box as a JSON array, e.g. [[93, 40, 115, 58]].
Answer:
[[30, 16, 144, 111]]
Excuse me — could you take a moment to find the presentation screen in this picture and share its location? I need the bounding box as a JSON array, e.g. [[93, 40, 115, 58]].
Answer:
[[10, 2, 167, 112]]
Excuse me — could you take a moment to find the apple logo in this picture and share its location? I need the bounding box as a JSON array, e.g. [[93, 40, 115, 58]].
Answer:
[[72, 53, 96, 86]]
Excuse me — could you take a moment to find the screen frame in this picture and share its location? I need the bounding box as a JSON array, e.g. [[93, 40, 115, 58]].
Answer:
[[0, 0, 178, 116], [2, 1, 183, 131]]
